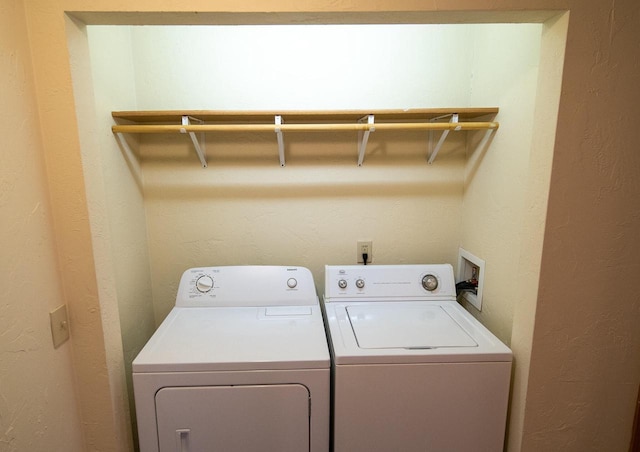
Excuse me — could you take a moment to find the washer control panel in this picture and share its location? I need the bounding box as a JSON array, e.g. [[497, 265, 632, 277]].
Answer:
[[324, 264, 456, 301], [176, 266, 317, 307]]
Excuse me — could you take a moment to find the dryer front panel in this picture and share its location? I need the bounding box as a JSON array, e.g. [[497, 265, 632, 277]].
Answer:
[[155, 384, 310, 452]]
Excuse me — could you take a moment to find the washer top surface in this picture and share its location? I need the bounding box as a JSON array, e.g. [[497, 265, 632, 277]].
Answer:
[[323, 264, 512, 364], [347, 304, 477, 349], [133, 266, 330, 373]]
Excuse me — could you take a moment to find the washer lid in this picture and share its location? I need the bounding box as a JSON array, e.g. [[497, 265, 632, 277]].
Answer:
[[347, 305, 477, 349]]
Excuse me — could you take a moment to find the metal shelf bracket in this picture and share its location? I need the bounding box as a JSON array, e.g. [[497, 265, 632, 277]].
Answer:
[[275, 115, 285, 167], [357, 114, 375, 166], [428, 113, 459, 165], [181, 116, 207, 167]]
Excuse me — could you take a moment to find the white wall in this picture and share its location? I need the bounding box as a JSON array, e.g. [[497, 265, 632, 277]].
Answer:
[[130, 25, 474, 110], [0, 1, 85, 450]]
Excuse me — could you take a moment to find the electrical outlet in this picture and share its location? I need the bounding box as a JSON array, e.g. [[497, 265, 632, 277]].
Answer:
[[357, 240, 373, 264]]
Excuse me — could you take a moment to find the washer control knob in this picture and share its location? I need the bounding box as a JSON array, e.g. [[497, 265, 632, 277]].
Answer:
[[356, 279, 365, 289], [287, 278, 297, 289], [196, 275, 214, 293], [338, 279, 348, 289], [422, 274, 438, 291]]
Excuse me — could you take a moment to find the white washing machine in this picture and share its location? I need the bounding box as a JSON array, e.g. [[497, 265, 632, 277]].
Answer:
[[133, 266, 330, 452], [323, 264, 512, 452]]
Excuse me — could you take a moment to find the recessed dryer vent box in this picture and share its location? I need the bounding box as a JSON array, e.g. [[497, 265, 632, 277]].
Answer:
[[457, 248, 485, 311]]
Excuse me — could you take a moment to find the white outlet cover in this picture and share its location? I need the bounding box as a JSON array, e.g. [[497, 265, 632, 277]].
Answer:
[[357, 240, 373, 264]]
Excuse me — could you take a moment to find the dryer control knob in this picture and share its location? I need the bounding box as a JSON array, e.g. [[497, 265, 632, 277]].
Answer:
[[356, 279, 365, 289], [422, 274, 438, 291], [287, 278, 297, 289], [196, 275, 214, 293], [338, 279, 348, 289]]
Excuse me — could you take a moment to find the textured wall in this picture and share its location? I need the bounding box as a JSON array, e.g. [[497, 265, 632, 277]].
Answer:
[[141, 136, 466, 323], [129, 24, 474, 110], [522, 3, 640, 450], [0, 1, 85, 450], [122, 24, 515, 324], [460, 24, 543, 343], [19, 1, 640, 452], [22, 8, 134, 452], [506, 14, 569, 450], [86, 26, 156, 448]]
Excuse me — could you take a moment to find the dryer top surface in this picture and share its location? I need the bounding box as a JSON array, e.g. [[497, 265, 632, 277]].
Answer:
[[133, 305, 330, 372]]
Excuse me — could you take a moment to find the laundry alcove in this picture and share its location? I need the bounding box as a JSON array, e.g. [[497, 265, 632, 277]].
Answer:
[[77, 20, 558, 450]]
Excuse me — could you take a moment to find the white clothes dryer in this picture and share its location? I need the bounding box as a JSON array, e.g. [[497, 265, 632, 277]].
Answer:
[[323, 264, 512, 452], [133, 266, 330, 452]]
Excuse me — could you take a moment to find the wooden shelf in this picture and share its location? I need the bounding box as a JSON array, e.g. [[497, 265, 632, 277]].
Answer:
[[112, 108, 498, 124], [111, 108, 499, 167]]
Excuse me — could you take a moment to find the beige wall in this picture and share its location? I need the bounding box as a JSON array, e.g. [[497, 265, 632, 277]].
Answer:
[[14, 1, 640, 452], [142, 136, 467, 322], [84, 26, 156, 447], [90, 24, 540, 332], [522, 3, 640, 449], [0, 1, 85, 450], [110, 24, 535, 324], [460, 24, 544, 343]]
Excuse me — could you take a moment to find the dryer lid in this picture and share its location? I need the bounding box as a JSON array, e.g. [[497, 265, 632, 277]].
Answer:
[[347, 305, 477, 349]]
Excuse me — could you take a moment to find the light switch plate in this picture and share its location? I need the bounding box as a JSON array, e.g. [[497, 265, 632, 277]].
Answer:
[[49, 304, 70, 348]]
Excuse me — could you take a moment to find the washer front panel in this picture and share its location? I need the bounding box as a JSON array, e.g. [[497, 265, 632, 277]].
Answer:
[[332, 362, 511, 452], [347, 304, 477, 349]]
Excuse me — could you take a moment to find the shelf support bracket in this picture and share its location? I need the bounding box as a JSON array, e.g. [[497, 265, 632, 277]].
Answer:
[[428, 113, 459, 165], [357, 114, 375, 166], [181, 116, 207, 168], [275, 115, 285, 167]]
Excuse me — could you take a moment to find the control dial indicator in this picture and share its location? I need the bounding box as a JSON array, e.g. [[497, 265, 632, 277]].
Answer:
[[356, 279, 365, 289], [287, 278, 298, 289], [421, 274, 438, 291], [338, 279, 348, 289], [195, 275, 214, 293]]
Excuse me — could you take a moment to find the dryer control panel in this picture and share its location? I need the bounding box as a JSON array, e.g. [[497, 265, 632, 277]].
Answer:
[[176, 266, 318, 307], [324, 264, 456, 302]]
